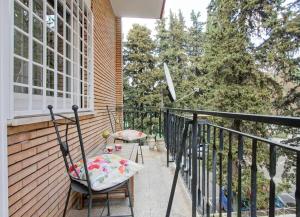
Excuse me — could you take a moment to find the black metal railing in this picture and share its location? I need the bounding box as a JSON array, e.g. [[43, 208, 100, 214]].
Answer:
[[121, 106, 163, 138], [164, 108, 300, 217]]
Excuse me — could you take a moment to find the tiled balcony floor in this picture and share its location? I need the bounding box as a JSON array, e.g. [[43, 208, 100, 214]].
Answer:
[[69, 146, 192, 217]]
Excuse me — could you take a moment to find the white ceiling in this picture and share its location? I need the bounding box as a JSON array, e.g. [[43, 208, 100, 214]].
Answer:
[[110, 0, 165, 19]]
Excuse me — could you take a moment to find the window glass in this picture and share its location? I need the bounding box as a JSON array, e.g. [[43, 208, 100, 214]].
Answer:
[[57, 17, 64, 37], [47, 0, 54, 9], [57, 73, 64, 91], [46, 70, 54, 89], [57, 0, 64, 18], [33, 65, 43, 87], [33, 0, 43, 18], [47, 49, 54, 68], [33, 17, 43, 42], [14, 30, 28, 58], [14, 2, 29, 32], [57, 54, 64, 72], [33, 41, 43, 64], [14, 57, 28, 84], [57, 36, 64, 55]]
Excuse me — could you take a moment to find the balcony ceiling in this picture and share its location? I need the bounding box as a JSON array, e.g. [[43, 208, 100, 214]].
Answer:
[[110, 0, 166, 19]]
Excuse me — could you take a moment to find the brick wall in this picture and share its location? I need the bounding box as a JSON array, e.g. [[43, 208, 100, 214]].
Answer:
[[7, 0, 123, 216]]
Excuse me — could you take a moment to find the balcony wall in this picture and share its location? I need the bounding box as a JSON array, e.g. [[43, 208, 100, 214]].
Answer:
[[7, 0, 122, 216]]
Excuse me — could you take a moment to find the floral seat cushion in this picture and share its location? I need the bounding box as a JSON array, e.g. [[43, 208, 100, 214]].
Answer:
[[111, 129, 147, 141], [69, 154, 143, 191]]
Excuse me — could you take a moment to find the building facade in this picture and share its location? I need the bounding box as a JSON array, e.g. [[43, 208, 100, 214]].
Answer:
[[0, 0, 165, 216]]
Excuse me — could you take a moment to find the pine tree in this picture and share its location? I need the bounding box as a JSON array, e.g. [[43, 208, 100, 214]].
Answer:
[[201, 0, 284, 209], [123, 24, 159, 108], [187, 10, 204, 69]]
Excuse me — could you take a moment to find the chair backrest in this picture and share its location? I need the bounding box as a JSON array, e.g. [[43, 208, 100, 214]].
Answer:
[[106, 106, 116, 133], [48, 105, 92, 192]]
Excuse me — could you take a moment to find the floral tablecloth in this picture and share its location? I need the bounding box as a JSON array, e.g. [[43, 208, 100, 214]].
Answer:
[[111, 129, 147, 141], [69, 154, 143, 191]]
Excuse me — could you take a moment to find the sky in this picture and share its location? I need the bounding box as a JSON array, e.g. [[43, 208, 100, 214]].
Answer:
[[122, 0, 211, 40]]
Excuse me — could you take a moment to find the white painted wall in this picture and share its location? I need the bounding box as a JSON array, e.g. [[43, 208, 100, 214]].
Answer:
[[0, 0, 12, 216]]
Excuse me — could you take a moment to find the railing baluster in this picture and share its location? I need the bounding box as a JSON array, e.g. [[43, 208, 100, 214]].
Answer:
[[237, 135, 244, 217], [189, 128, 192, 190], [202, 123, 206, 215], [159, 109, 162, 137], [212, 127, 217, 213], [166, 120, 190, 217], [219, 128, 224, 217], [250, 139, 257, 217], [198, 124, 202, 207], [166, 110, 170, 167], [206, 124, 211, 217], [227, 132, 233, 217], [269, 145, 276, 217], [191, 113, 198, 217], [296, 152, 300, 217]]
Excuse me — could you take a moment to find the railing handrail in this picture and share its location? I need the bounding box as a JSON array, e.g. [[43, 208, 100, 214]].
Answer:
[[164, 107, 300, 128]]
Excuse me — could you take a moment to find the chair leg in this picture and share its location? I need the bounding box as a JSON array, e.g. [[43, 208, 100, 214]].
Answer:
[[107, 193, 111, 216], [139, 144, 144, 164], [63, 186, 72, 217], [127, 181, 134, 217], [87, 195, 93, 217]]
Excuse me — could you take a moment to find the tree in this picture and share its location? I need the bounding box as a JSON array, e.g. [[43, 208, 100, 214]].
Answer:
[[187, 10, 204, 69], [201, 0, 284, 209], [123, 24, 160, 108]]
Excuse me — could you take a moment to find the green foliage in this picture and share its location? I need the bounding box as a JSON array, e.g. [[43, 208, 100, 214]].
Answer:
[[124, 1, 299, 210], [123, 24, 162, 108]]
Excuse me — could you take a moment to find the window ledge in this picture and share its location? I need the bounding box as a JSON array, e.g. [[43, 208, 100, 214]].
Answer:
[[7, 111, 95, 127]]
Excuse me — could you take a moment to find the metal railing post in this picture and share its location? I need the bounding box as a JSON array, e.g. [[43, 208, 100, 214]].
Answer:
[[166, 109, 170, 167], [191, 113, 198, 217]]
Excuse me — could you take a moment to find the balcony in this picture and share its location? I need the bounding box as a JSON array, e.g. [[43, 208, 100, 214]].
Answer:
[[65, 106, 300, 217]]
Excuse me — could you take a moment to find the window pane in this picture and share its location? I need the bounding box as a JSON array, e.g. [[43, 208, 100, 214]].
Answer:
[[66, 10, 71, 25], [14, 30, 28, 58], [47, 49, 54, 68], [66, 26, 71, 42], [33, 17, 43, 42], [14, 2, 29, 32], [73, 18, 78, 33], [33, 88, 42, 95], [66, 43, 71, 59], [57, 54, 64, 72], [66, 60, 71, 75], [73, 3, 77, 17], [47, 27, 54, 48], [33, 0, 43, 18], [14, 57, 28, 84], [57, 36, 64, 55], [46, 70, 54, 89], [46, 90, 54, 96], [33, 41, 43, 64], [57, 73, 64, 91], [66, 76, 71, 92], [66, 0, 71, 9], [33, 65, 43, 87], [14, 85, 28, 93], [57, 92, 63, 98], [57, 0, 64, 18], [47, 0, 54, 9], [19, 0, 29, 7], [46, 6, 55, 30], [57, 17, 64, 37]]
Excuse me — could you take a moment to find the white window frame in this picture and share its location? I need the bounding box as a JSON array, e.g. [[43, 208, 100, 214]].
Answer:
[[11, 0, 94, 118], [0, 0, 12, 216]]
